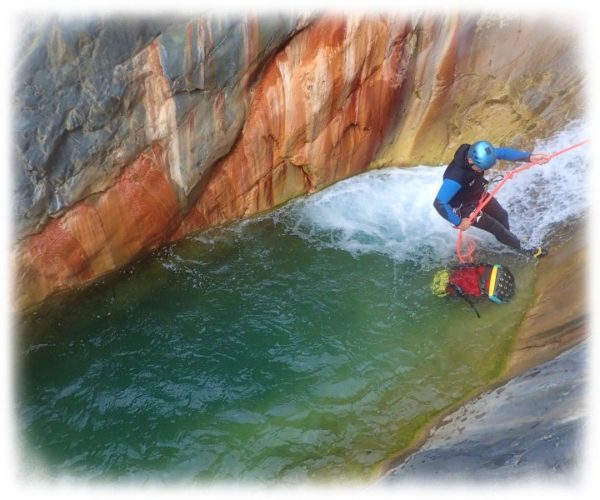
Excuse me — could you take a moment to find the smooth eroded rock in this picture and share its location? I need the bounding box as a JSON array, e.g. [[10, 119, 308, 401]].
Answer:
[[12, 14, 584, 311]]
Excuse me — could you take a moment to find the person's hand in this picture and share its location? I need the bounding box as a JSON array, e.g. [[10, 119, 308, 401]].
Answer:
[[530, 153, 551, 164], [456, 218, 472, 231]]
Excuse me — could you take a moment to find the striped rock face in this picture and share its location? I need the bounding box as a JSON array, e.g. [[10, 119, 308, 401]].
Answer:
[[13, 15, 310, 310], [12, 14, 583, 311], [171, 16, 416, 236]]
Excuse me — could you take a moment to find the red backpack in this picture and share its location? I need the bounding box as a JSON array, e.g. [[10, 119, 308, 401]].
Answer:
[[446, 263, 515, 317], [446, 264, 489, 297]]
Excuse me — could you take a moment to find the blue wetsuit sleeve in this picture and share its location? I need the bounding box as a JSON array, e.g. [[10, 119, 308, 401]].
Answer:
[[433, 179, 462, 225], [494, 147, 531, 162]]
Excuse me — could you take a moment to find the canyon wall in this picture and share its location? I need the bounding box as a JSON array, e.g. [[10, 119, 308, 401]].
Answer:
[[12, 13, 584, 311]]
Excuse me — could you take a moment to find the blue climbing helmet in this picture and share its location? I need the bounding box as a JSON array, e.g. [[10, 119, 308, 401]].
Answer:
[[468, 141, 497, 170]]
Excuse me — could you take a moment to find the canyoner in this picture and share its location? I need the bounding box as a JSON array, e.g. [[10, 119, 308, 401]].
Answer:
[[433, 140, 552, 259], [452, 139, 589, 263], [430, 137, 588, 314]]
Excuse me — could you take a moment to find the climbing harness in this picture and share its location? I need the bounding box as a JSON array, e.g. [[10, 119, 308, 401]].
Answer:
[[456, 139, 589, 263], [487, 174, 505, 186]]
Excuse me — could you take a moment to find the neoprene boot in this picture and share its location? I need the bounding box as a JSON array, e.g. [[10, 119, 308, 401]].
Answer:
[[523, 246, 548, 258]]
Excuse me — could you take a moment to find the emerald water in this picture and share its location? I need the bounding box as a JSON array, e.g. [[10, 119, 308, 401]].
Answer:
[[16, 122, 588, 483]]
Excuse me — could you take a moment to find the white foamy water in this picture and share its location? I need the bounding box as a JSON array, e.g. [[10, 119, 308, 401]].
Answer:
[[273, 120, 589, 265], [499, 121, 589, 246]]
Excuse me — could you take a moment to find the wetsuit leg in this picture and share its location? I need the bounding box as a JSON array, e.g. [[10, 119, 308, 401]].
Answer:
[[480, 197, 547, 256], [472, 212, 522, 249], [481, 197, 510, 230], [459, 201, 522, 250]]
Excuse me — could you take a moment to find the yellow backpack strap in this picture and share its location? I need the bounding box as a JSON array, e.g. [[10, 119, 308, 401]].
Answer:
[[487, 265, 503, 304]]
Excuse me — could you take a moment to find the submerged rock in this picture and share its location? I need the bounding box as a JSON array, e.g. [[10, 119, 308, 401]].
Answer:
[[381, 341, 586, 482]]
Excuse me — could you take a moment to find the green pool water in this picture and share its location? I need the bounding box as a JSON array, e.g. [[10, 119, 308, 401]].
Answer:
[[16, 122, 589, 484], [16, 212, 536, 483]]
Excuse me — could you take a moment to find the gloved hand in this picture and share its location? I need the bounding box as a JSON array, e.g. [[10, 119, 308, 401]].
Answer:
[[456, 218, 472, 231], [530, 153, 551, 164]]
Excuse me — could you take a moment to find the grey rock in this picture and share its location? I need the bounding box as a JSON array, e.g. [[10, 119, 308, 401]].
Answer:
[[14, 17, 172, 234], [13, 14, 307, 237], [381, 342, 587, 483]]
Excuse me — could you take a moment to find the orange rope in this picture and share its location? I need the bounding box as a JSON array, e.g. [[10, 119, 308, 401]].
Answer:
[[456, 139, 589, 263]]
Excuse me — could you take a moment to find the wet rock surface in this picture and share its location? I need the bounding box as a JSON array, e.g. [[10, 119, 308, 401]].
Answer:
[[12, 14, 584, 311], [381, 341, 586, 482]]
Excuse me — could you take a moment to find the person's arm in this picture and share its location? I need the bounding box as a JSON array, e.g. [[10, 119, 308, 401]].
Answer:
[[495, 147, 551, 164], [494, 147, 531, 162], [433, 179, 462, 226]]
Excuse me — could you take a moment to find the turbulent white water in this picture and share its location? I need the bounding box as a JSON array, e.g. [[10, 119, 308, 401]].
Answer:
[[273, 120, 589, 266], [501, 121, 589, 246]]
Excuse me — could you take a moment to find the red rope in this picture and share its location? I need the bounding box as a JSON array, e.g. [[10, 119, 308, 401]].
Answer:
[[456, 139, 589, 263]]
